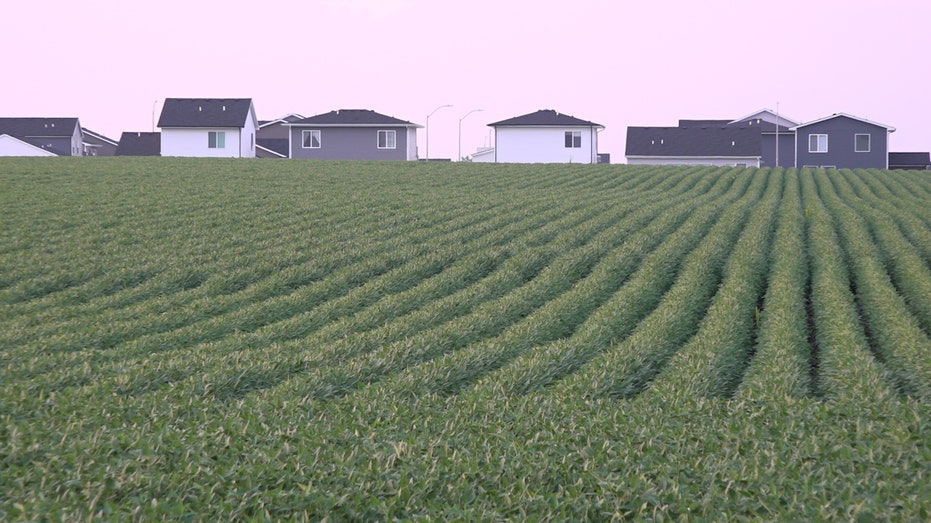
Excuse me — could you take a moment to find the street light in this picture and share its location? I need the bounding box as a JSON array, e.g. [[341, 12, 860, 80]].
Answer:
[[425, 104, 452, 161], [458, 109, 483, 162]]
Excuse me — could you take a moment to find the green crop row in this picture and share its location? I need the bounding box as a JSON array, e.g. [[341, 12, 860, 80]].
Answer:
[[813, 170, 931, 398], [646, 166, 782, 401], [735, 169, 815, 400]]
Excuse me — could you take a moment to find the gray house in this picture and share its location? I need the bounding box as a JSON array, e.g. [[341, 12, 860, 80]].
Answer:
[[626, 109, 796, 167], [82, 128, 119, 156], [285, 109, 421, 161], [0, 117, 84, 156], [791, 113, 894, 170], [257, 113, 304, 158]]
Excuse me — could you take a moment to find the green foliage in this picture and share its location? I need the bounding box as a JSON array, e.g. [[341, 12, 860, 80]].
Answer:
[[1, 159, 929, 520]]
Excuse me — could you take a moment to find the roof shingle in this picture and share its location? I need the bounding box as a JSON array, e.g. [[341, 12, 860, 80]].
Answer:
[[288, 109, 419, 127], [157, 98, 253, 128], [489, 110, 602, 127]]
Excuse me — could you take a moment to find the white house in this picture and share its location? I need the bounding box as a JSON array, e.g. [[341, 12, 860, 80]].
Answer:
[[157, 98, 258, 158], [473, 110, 603, 164]]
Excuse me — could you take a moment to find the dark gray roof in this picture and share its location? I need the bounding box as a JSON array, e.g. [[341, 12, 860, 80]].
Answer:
[[489, 110, 602, 127], [288, 109, 419, 127], [626, 126, 762, 157], [0, 117, 80, 137], [888, 152, 930, 167], [678, 119, 732, 127], [256, 138, 288, 156], [116, 132, 161, 156], [157, 98, 253, 128]]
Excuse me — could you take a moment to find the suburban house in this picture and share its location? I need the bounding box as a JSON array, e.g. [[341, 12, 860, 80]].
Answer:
[[626, 109, 796, 167], [0, 117, 84, 156], [791, 113, 894, 170], [82, 128, 119, 156], [285, 109, 421, 161], [157, 98, 258, 158], [626, 109, 897, 170], [472, 110, 604, 164], [116, 132, 161, 156], [257, 113, 304, 158], [888, 152, 931, 170]]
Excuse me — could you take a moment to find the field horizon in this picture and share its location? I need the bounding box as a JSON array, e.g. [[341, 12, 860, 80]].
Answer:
[[2, 158, 929, 520]]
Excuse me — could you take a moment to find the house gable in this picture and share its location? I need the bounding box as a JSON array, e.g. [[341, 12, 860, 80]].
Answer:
[[791, 113, 894, 169]]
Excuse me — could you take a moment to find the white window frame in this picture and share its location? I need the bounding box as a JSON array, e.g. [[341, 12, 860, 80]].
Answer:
[[208, 131, 226, 149], [302, 130, 321, 149], [854, 134, 870, 153], [377, 130, 396, 149], [808, 134, 828, 153], [565, 131, 581, 148]]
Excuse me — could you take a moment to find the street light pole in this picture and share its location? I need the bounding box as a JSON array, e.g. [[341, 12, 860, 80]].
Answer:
[[152, 100, 158, 132], [458, 109, 483, 162], [425, 104, 452, 161]]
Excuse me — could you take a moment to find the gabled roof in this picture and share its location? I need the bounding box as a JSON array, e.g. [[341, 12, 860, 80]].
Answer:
[[116, 132, 161, 156], [259, 113, 306, 129], [82, 128, 119, 146], [626, 126, 762, 158], [678, 119, 732, 127], [489, 110, 602, 128], [0, 134, 58, 156], [790, 113, 895, 132], [0, 117, 80, 137], [286, 109, 421, 128], [157, 98, 254, 128], [730, 109, 799, 128]]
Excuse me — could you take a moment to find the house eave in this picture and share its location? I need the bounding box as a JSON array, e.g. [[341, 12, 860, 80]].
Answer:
[[284, 123, 423, 129]]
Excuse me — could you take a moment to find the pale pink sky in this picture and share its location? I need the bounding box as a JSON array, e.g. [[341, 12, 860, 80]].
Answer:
[[3, 0, 929, 160]]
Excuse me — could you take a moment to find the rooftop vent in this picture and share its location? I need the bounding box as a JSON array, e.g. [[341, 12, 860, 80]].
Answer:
[[222, 105, 226, 111], [198, 106, 202, 111]]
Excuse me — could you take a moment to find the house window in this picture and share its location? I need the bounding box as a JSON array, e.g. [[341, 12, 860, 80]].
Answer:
[[809, 134, 828, 153], [565, 131, 581, 148], [302, 130, 321, 148], [377, 130, 396, 149], [855, 134, 870, 152], [208, 131, 226, 149]]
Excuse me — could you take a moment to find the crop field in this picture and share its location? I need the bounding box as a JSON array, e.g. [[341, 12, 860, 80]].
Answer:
[[1, 158, 929, 520]]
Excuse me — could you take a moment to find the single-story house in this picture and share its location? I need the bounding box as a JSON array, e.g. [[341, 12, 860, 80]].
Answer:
[[791, 113, 894, 170], [888, 152, 931, 170], [157, 98, 258, 158], [474, 110, 603, 164], [82, 128, 119, 156], [0, 117, 84, 156], [285, 109, 421, 161], [116, 132, 161, 156]]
